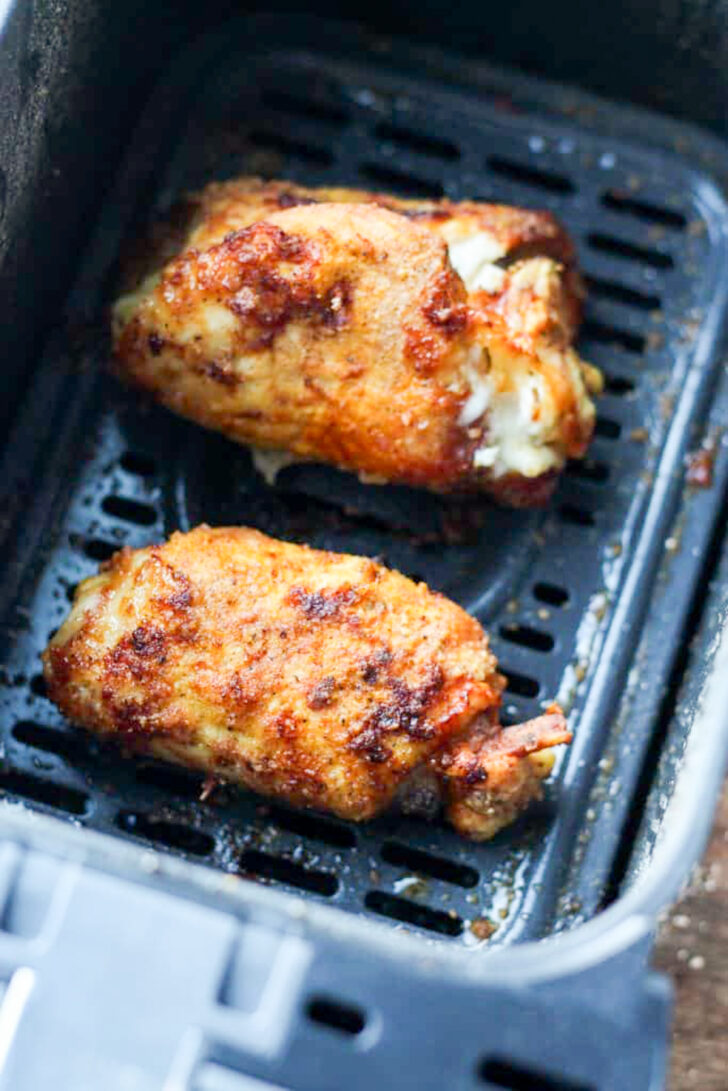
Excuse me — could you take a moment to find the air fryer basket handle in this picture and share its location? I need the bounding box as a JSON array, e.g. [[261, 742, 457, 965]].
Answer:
[[0, 847, 670, 1091]]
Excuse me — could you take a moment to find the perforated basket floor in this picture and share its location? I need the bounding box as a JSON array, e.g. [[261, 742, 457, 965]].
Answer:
[[1, 17, 727, 948]]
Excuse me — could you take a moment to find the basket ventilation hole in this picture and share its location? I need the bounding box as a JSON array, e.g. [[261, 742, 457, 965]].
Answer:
[[358, 163, 444, 199], [502, 670, 540, 698], [116, 811, 214, 856], [263, 804, 356, 848], [559, 504, 596, 527], [587, 232, 673, 270], [479, 1057, 594, 1091], [380, 841, 479, 888], [487, 156, 575, 195], [248, 130, 334, 166], [581, 319, 645, 354], [262, 88, 349, 125], [584, 274, 660, 311], [601, 190, 687, 230], [364, 891, 463, 936], [238, 849, 338, 896], [594, 416, 622, 440], [81, 538, 118, 562], [101, 495, 157, 526], [0, 768, 88, 815], [566, 459, 610, 484], [306, 996, 366, 1036], [134, 762, 204, 800], [500, 624, 554, 653], [602, 374, 635, 395], [375, 122, 459, 161], [12, 721, 86, 762], [30, 674, 47, 699], [533, 583, 569, 607], [119, 451, 157, 477]]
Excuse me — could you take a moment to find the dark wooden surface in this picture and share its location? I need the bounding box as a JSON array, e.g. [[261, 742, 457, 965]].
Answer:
[[654, 781, 728, 1089]]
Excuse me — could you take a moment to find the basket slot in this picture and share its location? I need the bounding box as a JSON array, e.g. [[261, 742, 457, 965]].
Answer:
[[364, 890, 463, 936], [238, 849, 338, 896], [486, 155, 575, 195], [587, 232, 673, 270], [380, 841, 479, 887], [0, 768, 88, 815], [601, 190, 686, 230], [375, 123, 460, 162], [305, 995, 366, 1036], [101, 495, 157, 526], [116, 811, 214, 856], [479, 1056, 594, 1091]]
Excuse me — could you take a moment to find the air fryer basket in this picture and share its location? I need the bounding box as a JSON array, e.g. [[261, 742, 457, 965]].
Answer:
[[2, 12, 728, 1091]]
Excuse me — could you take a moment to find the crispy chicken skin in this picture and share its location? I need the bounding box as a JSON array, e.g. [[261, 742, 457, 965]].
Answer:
[[113, 179, 601, 504], [43, 526, 571, 839]]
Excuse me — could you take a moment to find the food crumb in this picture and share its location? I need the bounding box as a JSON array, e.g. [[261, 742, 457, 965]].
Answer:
[[470, 917, 497, 940], [685, 443, 716, 488], [200, 774, 219, 802], [630, 427, 649, 443], [672, 914, 691, 929], [689, 955, 705, 971]]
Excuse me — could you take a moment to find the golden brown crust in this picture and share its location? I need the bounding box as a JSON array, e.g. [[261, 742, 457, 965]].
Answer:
[[178, 177, 576, 268], [115, 203, 479, 490], [42, 527, 570, 837], [113, 178, 599, 500], [44, 526, 502, 820]]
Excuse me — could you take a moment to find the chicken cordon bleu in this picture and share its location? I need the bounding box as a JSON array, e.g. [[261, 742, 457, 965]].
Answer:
[[113, 178, 601, 505], [43, 526, 571, 839]]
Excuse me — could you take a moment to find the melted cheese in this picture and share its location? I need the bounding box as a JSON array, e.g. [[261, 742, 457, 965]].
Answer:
[[251, 447, 298, 485], [462, 368, 559, 479], [449, 234, 563, 480], [447, 233, 507, 294]]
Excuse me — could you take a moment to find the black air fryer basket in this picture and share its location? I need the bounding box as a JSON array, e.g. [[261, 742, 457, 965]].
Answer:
[[2, 4, 728, 1089]]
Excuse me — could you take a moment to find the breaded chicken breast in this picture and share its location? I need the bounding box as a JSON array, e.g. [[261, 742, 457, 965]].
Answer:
[[113, 179, 601, 505], [43, 526, 570, 839]]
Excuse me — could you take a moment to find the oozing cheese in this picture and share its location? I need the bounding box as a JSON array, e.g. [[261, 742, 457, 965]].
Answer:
[[460, 366, 559, 479], [447, 233, 507, 294], [251, 447, 298, 485], [449, 232, 563, 480]]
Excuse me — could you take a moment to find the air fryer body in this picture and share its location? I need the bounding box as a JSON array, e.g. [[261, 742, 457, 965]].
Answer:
[[1, 4, 728, 1090]]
